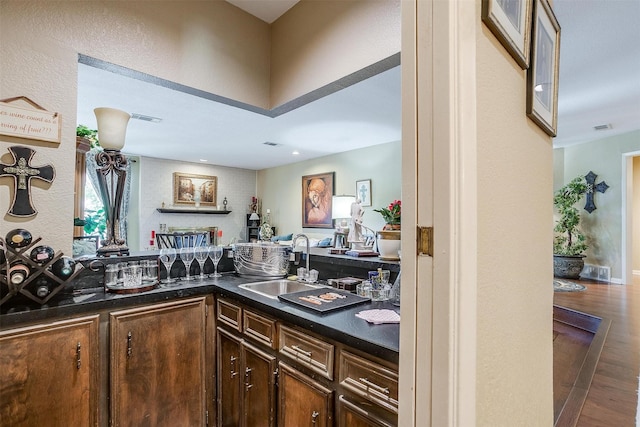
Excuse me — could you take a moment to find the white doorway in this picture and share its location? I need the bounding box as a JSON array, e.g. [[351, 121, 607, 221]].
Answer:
[[622, 151, 640, 284]]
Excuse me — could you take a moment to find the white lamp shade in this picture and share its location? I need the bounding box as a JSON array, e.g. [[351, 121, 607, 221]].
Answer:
[[332, 195, 356, 219], [94, 107, 131, 150], [249, 212, 260, 221]]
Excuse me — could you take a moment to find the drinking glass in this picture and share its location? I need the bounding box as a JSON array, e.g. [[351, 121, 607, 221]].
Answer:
[[159, 248, 177, 285], [209, 245, 223, 278], [194, 245, 209, 280], [180, 246, 195, 281]]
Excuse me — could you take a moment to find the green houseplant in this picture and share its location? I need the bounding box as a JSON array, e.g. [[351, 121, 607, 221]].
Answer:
[[553, 176, 588, 278]]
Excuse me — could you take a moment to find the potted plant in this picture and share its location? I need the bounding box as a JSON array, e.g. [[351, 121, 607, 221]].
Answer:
[[374, 200, 401, 260], [553, 176, 588, 279], [374, 200, 401, 230]]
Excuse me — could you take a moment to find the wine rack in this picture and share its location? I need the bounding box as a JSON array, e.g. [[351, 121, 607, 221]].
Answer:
[[0, 236, 84, 307]]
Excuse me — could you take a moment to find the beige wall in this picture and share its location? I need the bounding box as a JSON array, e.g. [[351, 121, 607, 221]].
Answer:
[[257, 141, 401, 238], [475, 5, 554, 424], [556, 130, 640, 281], [0, 0, 394, 252], [271, 0, 401, 106]]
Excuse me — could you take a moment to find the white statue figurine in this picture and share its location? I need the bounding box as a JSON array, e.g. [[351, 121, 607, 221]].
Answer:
[[347, 198, 364, 245]]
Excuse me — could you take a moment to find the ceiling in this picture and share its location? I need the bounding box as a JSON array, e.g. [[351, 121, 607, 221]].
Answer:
[[76, 1, 640, 171]]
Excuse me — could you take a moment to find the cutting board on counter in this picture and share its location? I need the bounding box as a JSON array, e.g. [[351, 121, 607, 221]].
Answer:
[[278, 289, 370, 313]]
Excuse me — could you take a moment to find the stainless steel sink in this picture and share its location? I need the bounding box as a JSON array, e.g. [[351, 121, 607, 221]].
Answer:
[[238, 280, 327, 300]]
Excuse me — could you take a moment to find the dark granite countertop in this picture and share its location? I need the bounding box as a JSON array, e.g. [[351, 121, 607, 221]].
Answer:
[[1, 250, 400, 364]]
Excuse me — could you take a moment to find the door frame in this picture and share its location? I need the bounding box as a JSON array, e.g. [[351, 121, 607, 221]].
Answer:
[[399, 1, 478, 426]]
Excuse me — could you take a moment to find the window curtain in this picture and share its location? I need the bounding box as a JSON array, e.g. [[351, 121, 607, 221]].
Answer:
[[85, 148, 132, 244]]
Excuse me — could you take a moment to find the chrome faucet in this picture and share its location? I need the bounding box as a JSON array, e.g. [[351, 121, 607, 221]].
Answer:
[[293, 233, 310, 273]]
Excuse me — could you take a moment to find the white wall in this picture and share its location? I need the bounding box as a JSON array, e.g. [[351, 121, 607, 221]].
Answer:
[[633, 156, 640, 272], [556, 129, 640, 281], [136, 157, 257, 248], [257, 141, 401, 238]]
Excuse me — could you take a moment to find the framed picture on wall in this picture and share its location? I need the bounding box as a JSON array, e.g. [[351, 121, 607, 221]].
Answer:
[[355, 179, 372, 207], [482, 0, 533, 69], [526, 0, 561, 137], [301, 172, 334, 228], [173, 172, 217, 206]]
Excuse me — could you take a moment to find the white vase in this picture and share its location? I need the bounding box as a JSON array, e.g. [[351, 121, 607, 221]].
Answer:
[[377, 230, 401, 260]]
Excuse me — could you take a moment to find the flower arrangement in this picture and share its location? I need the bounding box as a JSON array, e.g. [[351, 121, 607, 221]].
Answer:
[[374, 200, 401, 225]]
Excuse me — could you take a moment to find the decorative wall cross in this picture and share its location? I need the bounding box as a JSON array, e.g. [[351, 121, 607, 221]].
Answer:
[[0, 145, 55, 217], [584, 171, 608, 213]]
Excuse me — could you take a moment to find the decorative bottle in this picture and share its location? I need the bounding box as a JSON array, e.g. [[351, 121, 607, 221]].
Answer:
[[5, 229, 33, 249], [8, 262, 31, 285], [50, 257, 76, 280], [29, 245, 56, 265]]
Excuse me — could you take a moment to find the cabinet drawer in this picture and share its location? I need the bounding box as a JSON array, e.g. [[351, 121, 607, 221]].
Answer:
[[279, 324, 334, 380], [339, 351, 398, 414], [217, 298, 242, 332], [243, 308, 277, 349]]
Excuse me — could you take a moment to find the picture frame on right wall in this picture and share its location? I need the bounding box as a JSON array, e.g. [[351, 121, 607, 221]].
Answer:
[[526, 0, 561, 137], [481, 0, 533, 69]]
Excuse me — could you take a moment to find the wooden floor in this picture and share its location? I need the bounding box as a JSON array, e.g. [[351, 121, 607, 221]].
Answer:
[[554, 276, 640, 427]]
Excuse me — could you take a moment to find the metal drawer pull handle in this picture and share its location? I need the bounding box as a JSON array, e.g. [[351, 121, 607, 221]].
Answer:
[[359, 377, 390, 394], [291, 345, 312, 358], [127, 331, 132, 358], [245, 367, 253, 390], [76, 342, 82, 369], [230, 355, 238, 378], [311, 410, 320, 424]]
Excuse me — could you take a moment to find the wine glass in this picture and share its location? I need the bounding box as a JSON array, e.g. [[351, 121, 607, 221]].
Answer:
[[194, 244, 209, 280], [159, 248, 177, 285], [209, 245, 223, 278], [180, 246, 195, 281]]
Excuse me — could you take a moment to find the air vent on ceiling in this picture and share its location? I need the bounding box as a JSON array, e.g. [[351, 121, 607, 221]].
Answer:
[[263, 141, 281, 147], [131, 113, 162, 123], [593, 123, 612, 131]]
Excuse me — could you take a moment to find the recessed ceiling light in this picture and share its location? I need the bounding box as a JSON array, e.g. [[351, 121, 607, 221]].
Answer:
[[199, 159, 208, 162], [292, 151, 300, 155]]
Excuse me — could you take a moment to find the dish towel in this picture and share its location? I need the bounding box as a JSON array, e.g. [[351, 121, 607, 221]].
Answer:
[[356, 309, 400, 324]]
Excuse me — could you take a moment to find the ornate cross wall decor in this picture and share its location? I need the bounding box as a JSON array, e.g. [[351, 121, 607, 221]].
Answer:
[[0, 145, 55, 217], [584, 171, 609, 213]]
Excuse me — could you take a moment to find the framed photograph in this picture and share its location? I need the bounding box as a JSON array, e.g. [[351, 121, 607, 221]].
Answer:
[[302, 172, 334, 228], [355, 179, 372, 207], [482, 0, 533, 69], [173, 172, 218, 207], [527, 0, 561, 136]]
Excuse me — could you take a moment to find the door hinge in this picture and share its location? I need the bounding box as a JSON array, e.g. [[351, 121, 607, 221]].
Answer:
[[205, 410, 209, 426], [417, 226, 433, 257]]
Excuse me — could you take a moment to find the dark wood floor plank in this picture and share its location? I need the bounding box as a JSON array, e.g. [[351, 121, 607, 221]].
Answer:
[[554, 278, 640, 427]]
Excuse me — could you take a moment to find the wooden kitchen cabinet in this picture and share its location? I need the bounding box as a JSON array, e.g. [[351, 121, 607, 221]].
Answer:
[[110, 297, 209, 427], [216, 327, 276, 427], [278, 362, 333, 427], [0, 315, 100, 426]]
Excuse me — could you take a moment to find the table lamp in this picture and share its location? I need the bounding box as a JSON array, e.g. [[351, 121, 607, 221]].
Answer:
[[332, 195, 356, 248], [94, 107, 131, 256]]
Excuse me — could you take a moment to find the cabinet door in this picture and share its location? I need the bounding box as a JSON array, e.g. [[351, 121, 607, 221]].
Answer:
[[111, 298, 207, 427], [0, 315, 99, 426], [337, 395, 396, 427], [216, 328, 242, 427], [278, 362, 333, 427], [242, 341, 276, 427]]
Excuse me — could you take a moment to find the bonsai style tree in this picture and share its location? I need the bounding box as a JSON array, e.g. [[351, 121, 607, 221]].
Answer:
[[553, 176, 588, 256]]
